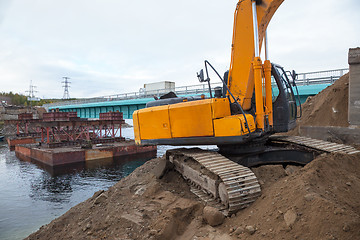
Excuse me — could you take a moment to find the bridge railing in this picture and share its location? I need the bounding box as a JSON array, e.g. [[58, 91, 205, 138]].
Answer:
[[43, 68, 349, 109], [295, 68, 348, 86], [44, 83, 224, 109]]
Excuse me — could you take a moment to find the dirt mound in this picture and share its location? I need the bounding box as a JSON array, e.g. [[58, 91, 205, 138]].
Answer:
[[300, 73, 349, 127], [222, 153, 360, 240], [26, 158, 204, 240], [289, 73, 350, 135], [26, 152, 360, 240]]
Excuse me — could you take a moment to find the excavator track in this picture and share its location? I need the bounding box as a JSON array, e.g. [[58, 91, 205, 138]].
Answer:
[[166, 137, 359, 215], [166, 148, 261, 216], [270, 136, 360, 155]]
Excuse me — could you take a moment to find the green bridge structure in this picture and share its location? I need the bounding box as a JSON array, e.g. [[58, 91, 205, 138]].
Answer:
[[44, 68, 348, 119]]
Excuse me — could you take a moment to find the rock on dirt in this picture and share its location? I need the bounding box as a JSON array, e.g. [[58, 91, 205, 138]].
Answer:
[[93, 192, 108, 205], [284, 210, 297, 227], [151, 157, 169, 179], [203, 206, 225, 227], [304, 193, 316, 202], [245, 225, 256, 235], [233, 226, 244, 235]]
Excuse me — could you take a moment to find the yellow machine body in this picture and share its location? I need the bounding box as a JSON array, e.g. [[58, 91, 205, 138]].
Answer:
[[133, 98, 256, 145]]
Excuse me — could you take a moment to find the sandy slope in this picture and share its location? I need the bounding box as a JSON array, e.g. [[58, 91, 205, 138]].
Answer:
[[26, 152, 360, 240]]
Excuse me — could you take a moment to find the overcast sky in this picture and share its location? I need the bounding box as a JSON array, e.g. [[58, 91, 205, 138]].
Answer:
[[0, 0, 359, 99]]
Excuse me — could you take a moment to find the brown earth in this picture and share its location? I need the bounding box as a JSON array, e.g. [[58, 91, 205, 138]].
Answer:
[[289, 73, 350, 135], [300, 73, 349, 127], [222, 153, 360, 240], [26, 152, 360, 240]]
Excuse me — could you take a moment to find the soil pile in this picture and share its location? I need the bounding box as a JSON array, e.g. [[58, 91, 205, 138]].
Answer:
[[26, 152, 360, 240], [289, 73, 350, 135], [223, 153, 360, 240]]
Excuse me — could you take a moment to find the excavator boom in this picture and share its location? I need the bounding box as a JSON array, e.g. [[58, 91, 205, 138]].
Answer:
[[228, 0, 284, 110]]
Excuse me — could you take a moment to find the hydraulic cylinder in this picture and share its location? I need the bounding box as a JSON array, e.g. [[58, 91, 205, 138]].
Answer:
[[264, 60, 273, 126], [253, 57, 265, 130]]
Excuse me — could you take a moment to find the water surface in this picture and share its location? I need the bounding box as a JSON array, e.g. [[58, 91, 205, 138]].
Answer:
[[0, 121, 148, 240], [0, 120, 216, 240]]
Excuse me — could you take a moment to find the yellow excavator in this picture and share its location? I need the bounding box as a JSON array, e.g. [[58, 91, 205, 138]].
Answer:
[[133, 0, 299, 214]]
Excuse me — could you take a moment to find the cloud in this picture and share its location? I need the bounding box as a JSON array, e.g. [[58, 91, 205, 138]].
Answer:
[[0, 0, 359, 99], [0, 0, 12, 25], [268, 0, 360, 71]]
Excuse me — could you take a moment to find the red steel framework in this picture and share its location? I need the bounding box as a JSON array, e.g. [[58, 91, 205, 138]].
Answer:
[[6, 112, 125, 147]]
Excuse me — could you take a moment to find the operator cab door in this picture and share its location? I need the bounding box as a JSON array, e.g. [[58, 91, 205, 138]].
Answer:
[[271, 64, 297, 132]]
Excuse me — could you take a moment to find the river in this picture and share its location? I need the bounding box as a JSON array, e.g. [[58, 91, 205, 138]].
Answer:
[[0, 121, 143, 240], [0, 120, 215, 240]]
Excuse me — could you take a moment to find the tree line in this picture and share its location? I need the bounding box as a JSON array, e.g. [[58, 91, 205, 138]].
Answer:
[[0, 92, 68, 106]]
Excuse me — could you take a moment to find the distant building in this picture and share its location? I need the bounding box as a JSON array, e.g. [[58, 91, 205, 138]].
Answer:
[[143, 81, 175, 95], [0, 96, 12, 105]]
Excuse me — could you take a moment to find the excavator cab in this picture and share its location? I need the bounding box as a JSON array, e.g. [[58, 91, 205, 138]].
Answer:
[[221, 63, 299, 135], [271, 64, 298, 133]]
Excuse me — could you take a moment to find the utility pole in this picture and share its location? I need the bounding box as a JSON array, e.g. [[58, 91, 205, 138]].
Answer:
[[26, 80, 38, 108], [26, 80, 37, 99], [62, 77, 71, 99]]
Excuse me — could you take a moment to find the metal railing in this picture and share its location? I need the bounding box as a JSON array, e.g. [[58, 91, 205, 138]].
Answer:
[[295, 68, 348, 86], [43, 68, 348, 109]]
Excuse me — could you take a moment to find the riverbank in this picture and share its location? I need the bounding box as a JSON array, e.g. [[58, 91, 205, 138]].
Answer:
[[0, 119, 154, 240], [25, 152, 360, 240]]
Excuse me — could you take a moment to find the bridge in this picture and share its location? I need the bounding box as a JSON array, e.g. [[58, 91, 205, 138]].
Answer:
[[44, 68, 348, 119]]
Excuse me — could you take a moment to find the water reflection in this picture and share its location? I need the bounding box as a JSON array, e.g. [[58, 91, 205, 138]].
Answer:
[[0, 130, 152, 240], [29, 172, 73, 204], [27, 153, 154, 205], [29, 151, 155, 177], [0, 120, 216, 240]]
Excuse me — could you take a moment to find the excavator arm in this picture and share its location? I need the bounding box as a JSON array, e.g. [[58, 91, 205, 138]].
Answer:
[[228, 0, 284, 111]]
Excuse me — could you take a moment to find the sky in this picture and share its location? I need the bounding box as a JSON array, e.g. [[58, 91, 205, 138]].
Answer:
[[0, 0, 359, 99]]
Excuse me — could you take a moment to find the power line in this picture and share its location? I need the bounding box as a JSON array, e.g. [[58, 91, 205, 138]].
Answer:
[[25, 80, 38, 98], [62, 77, 71, 99], [25, 80, 39, 108]]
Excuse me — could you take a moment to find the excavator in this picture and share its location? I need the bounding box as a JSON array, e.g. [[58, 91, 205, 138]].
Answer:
[[133, 0, 293, 215], [132, 0, 359, 215]]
